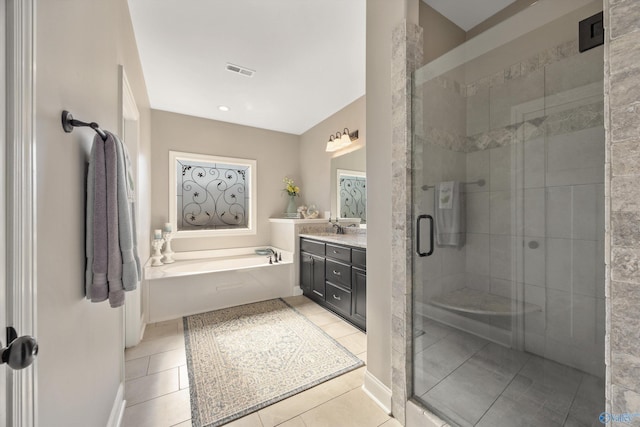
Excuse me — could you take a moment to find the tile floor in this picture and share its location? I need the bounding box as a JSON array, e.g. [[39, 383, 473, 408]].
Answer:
[[123, 295, 399, 427], [413, 316, 605, 427]]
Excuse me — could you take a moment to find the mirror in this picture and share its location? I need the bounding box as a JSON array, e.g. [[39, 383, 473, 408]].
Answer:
[[337, 169, 366, 223], [330, 147, 366, 223]]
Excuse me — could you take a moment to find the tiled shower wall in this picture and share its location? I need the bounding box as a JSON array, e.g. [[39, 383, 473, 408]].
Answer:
[[414, 36, 606, 377], [394, 0, 640, 421], [606, 0, 640, 416], [465, 40, 606, 377]]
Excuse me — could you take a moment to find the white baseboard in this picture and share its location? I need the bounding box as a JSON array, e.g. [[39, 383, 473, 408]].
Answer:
[[107, 382, 126, 427], [292, 286, 303, 296], [362, 369, 392, 415]]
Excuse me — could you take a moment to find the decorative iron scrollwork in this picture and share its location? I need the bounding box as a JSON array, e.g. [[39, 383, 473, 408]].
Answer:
[[177, 160, 249, 230]]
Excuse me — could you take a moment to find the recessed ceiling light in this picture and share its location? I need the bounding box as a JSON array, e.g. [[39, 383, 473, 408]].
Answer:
[[218, 105, 230, 112]]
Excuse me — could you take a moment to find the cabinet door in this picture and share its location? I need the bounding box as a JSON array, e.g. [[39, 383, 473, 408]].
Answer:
[[311, 255, 326, 299], [300, 252, 313, 296], [352, 267, 367, 330]]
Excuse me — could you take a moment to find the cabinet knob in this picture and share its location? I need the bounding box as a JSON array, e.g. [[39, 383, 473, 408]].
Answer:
[[332, 294, 341, 301], [332, 270, 341, 276]]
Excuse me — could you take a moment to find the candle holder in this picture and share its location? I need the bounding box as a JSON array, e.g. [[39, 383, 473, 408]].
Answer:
[[162, 231, 175, 264], [151, 238, 165, 267]]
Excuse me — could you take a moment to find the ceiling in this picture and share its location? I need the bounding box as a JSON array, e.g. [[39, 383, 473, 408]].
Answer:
[[422, 0, 519, 31], [128, 0, 366, 135]]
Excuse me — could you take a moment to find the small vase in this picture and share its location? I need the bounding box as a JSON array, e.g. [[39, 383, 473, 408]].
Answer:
[[285, 194, 297, 215]]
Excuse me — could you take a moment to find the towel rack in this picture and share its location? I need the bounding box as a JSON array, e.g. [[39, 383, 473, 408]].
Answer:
[[421, 179, 485, 191], [61, 110, 107, 141]]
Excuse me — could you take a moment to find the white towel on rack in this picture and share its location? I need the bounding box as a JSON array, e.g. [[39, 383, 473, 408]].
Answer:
[[434, 181, 465, 247]]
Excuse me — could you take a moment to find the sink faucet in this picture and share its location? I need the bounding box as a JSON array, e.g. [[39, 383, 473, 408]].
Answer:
[[332, 222, 344, 234]]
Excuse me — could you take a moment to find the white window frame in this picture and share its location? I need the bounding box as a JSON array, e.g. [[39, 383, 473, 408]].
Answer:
[[169, 151, 257, 238]]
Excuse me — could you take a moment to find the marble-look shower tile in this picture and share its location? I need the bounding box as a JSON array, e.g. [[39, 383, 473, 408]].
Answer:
[[612, 175, 640, 213], [567, 374, 605, 427], [504, 359, 582, 418], [466, 343, 530, 378], [490, 235, 515, 281], [572, 239, 598, 297], [524, 284, 546, 335], [572, 184, 599, 241], [523, 138, 545, 188], [611, 69, 640, 115], [489, 278, 512, 299], [490, 146, 514, 192], [611, 352, 640, 396], [545, 46, 603, 98], [466, 192, 490, 234], [611, 247, 640, 284], [490, 192, 513, 235], [422, 360, 512, 426], [490, 69, 544, 130], [612, 140, 640, 176], [611, 385, 640, 426], [546, 186, 572, 239], [610, 103, 640, 143], [610, 31, 640, 75], [545, 288, 572, 342], [476, 395, 565, 427], [466, 150, 490, 193], [414, 331, 488, 384], [524, 238, 545, 287], [465, 233, 491, 277], [465, 273, 491, 293], [524, 188, 545, 237], [546, 238, 572, 292], [546, 127, 605, 187], [467, 85, 490, 137], [572, 293, 597, 347], [612, 211, 640, 248]]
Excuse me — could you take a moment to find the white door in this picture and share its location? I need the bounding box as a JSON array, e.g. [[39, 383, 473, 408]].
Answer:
[[1, 1, 9, 423]]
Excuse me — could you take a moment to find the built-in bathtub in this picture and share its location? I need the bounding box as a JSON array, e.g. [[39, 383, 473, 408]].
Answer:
[[145, 246, 296, 322]]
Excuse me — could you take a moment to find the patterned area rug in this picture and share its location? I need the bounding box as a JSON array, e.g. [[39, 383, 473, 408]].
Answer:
[[183, 298, 364, 427]]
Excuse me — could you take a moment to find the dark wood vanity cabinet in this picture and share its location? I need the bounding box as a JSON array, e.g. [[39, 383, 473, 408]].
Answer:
[[300, 238, 366, 331]]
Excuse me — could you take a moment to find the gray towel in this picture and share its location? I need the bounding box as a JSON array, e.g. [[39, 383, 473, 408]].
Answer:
[[85, 141, 96, 299], [105, 134, 125, 308], [112, 132, 140, 292], [434, 181, 465, 248], [91, 135, 108, 302]]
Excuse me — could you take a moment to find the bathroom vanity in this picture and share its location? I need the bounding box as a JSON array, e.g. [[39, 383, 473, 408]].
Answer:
[[299, 234, 366, 331]]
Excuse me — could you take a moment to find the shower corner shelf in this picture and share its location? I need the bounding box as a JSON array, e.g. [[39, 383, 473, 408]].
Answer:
[[429, 288, 542, 316]]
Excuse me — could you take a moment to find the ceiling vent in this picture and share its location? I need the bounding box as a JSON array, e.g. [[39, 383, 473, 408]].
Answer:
[[226, 63, 255, 77]]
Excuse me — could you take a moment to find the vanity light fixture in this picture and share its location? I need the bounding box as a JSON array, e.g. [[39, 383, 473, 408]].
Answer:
[[325, 128, 359, 152]]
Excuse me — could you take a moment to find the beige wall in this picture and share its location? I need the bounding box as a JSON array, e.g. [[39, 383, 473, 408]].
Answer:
[[150, 110, 300, 252], [466, 0, 536, 40], [366, 0, 406, 391], [419, 2, 466, 64], [35, 0, 151, 425], [298, 96, 366, 215]]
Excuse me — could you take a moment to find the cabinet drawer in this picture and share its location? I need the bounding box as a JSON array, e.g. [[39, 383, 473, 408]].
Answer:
[[326, 259, 351, 289], [326, 244, 351, 263], [301, 239, 325, 257], [325, 282, 352, 317], [352, 249, 366, 268]]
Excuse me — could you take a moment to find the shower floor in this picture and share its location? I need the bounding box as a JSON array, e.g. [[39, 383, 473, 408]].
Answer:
[[413, 315, 604, 427]]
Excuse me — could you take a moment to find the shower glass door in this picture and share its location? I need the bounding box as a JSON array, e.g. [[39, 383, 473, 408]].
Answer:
[[411, 1, 605, 426]]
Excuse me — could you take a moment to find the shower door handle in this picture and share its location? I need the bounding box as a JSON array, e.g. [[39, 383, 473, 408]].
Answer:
[[416, 214, 434, 257]]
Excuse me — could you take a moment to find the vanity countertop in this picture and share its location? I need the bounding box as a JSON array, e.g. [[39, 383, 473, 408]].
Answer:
[[299, 232, 367, 249]]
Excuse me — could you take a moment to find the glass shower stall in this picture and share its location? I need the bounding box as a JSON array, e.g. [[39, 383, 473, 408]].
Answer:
[[411, 1, 605, 425]]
